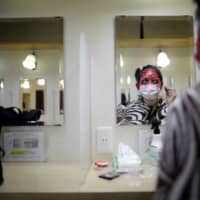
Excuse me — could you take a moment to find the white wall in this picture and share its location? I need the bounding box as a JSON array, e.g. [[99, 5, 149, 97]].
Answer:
[[0, 0, 197, 163], [80, 32, 91, 183]]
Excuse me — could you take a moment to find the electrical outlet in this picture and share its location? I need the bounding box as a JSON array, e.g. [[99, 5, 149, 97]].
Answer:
[[96, 126, 113, 154]]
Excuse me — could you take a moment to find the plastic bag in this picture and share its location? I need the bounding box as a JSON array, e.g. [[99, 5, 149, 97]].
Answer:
[[113, 142, 142, 174]]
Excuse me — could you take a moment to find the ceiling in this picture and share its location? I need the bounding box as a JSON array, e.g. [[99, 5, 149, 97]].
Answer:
[[0, 17, 63, 50], [0, 15, 194, 50], [115, 15, 194, 48]]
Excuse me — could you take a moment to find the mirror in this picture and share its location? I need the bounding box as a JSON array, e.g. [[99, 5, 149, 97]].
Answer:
[[115, 15, 195, 125], [20, 78, 46, 110], [0, 17, 64, 125]]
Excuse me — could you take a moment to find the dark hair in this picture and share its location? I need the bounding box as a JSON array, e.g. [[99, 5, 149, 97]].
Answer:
[[194, 0, 200, 7], [135, 65, 163, 85], [121, 93, 127, 106]]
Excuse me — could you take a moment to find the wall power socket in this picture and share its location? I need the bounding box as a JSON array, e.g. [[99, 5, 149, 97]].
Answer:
[[96, 126, 113, 154]]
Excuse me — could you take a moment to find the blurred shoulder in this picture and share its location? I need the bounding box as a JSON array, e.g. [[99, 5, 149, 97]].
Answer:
[[170, 83, 200, 112]]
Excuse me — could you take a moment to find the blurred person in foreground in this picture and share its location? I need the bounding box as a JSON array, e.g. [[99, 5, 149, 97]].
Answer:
[[154, 0, 200, 199]]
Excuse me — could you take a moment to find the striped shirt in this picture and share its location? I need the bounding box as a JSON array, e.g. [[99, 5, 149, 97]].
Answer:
[[154, 83, 200, 200], [116, 95, 168, 125]]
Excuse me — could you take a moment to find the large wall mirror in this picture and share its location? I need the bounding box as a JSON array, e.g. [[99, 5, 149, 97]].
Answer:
[[0, 17, 64, 125], [115, 15, 195, 126]]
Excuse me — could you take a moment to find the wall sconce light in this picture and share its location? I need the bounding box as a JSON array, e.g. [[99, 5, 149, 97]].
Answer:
[[0, 79, 4, 89], [157, 49, 170, 68], [21, 79, 30, 89], [59, 79, 64, 89], [22, 52, 37, 70], [37, 78, 45, 86], [120, 54, 124, 68], [120, 77, 124, 85], [127, 75, 131, 85]]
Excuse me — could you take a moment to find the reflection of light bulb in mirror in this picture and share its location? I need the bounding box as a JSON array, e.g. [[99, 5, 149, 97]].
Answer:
[[0, 79, 4, 89], [120, 77, 124, 85], [59, 79, 64, 89], [157, 50, 170, 67], [22, 53, 37, 70], [21, 79, 30, 89], [37, 78, 45, 86], [120, 54, 124, 68], [127, 76, 131, 85]]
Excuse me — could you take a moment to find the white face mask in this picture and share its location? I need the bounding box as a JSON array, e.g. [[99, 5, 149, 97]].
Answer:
[[139, 84, 160, 100]]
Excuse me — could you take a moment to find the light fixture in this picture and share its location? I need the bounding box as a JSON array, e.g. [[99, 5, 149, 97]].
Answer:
[[120, 54, 124, 68], [22, 52, 37, 70], [21, 79, 30, 89], [59, 79, 64, 89], [127, 75, 131, 85], [37, 78, 45, 86], [157, 49, 170, 68], [0, 79, 4, 89], [120, 77, 124, 85]]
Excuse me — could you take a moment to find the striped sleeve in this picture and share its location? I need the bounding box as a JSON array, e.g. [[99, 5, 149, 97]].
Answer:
[[156, 102, 168, 123], [118, 100, 151, 125], [116, 104, 126, 123]]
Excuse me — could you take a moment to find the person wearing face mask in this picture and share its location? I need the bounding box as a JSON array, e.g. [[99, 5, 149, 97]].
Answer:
[[116, 65, 176, 126]]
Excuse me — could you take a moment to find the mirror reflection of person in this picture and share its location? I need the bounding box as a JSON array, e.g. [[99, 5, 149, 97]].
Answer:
[[116, 65, 176, 125]]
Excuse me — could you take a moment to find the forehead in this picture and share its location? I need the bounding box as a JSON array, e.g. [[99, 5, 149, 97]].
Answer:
[[140, 68, 160, 79]]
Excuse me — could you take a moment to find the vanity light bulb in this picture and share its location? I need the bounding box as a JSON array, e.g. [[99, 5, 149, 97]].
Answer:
[[59, 79, 64, 88], [157, 51, 170, 68], [120, 54, 124, 68], [0, 80, 4, 89], [37, 79, 45, 86], [21, 80, 30, 89], [22, 54, 37, 70], [127, 76, 131, 85], [120, 77, 124, 85]]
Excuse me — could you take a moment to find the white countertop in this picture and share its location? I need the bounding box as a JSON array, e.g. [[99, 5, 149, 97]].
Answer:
[[0, 162, 157, 193], [81, 164, 157, 192], [0, 162, 80, 193]]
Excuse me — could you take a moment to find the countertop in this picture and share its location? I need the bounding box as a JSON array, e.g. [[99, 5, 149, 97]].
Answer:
[[0, 162, 157, 199], [81, 163, 157, 192]]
